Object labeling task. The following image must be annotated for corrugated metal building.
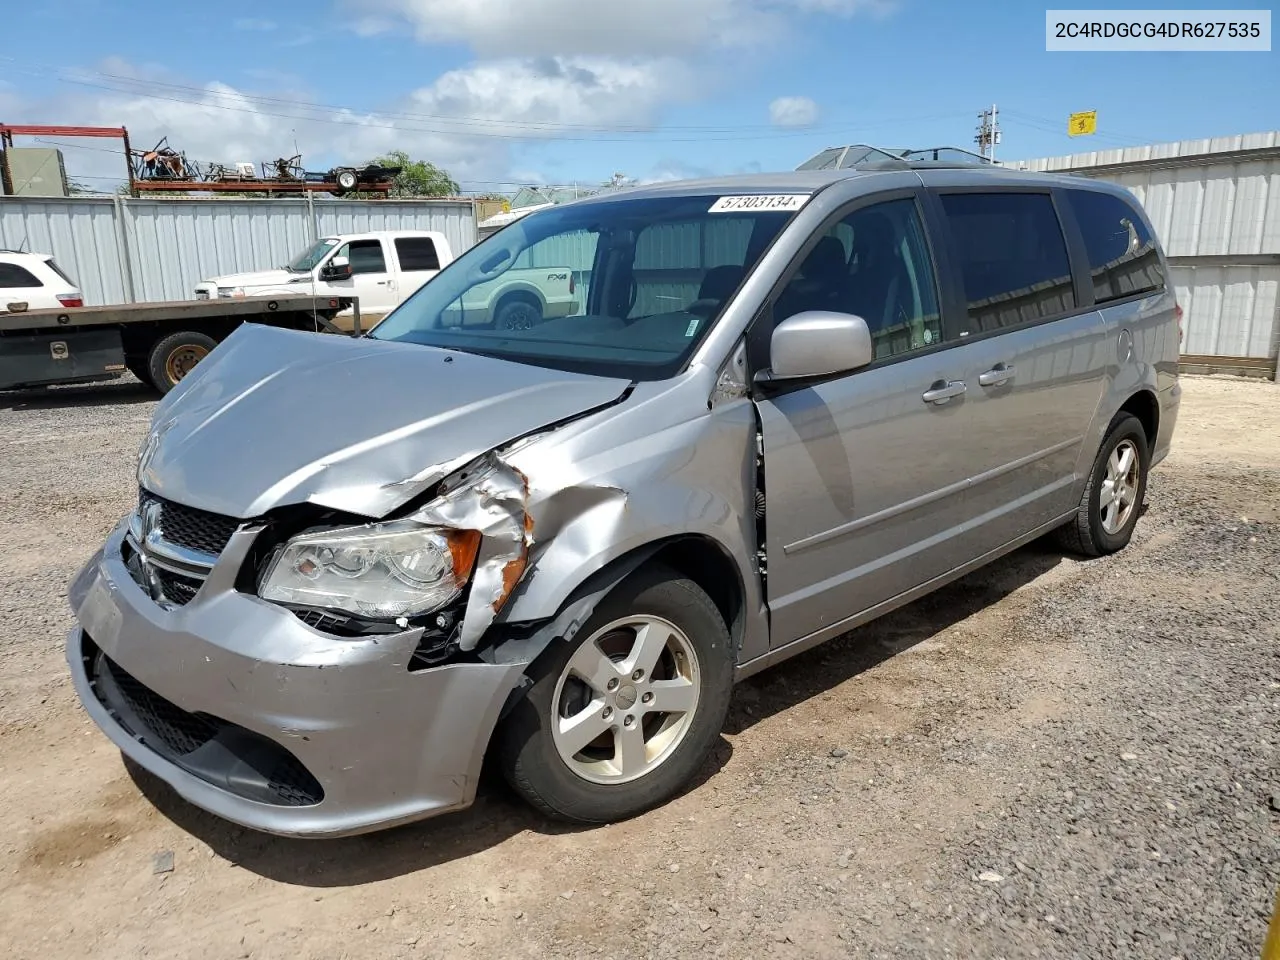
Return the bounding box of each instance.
[0,196,477,306]
[1017,131,1280,379]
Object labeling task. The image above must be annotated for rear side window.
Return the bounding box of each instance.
[940,192,1076,333]
[395,237,440,271]
[1065,190,1165,304]
[337,240,387,275]
[0,263,42,288]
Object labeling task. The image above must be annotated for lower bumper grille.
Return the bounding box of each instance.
[153,566,202,606]
[86,638,324,808]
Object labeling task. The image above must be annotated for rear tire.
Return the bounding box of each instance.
[498,564,733,824]
[1056,412,1149,557]
[147,331,217,394]
[494,295,543,331]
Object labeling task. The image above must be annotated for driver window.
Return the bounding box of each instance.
[775,198,943,360]
[334,240,387,275]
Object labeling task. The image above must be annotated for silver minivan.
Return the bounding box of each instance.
[67,161,1181,837]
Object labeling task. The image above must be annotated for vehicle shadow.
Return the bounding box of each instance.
[0,377,156,411]
[125,539,1071,887]
[124,733,735,888]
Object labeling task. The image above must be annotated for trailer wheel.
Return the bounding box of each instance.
[334,168,359,192]
[148,331,217,394]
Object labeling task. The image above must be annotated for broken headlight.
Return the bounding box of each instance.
[259,520,481,619]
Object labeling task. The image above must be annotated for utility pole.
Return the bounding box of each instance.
[975,103,1001,162]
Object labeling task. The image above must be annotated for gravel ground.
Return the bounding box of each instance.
[0,374,1276,960]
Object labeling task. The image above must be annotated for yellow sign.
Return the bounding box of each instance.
[1069,110,1097,137]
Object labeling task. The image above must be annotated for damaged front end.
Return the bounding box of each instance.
[246,452,537,668]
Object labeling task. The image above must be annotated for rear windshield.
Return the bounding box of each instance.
[44,259,77,287]
[369,194,806,380]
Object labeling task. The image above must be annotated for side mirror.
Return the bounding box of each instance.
[321,256,352,281]
[758,311,875,382]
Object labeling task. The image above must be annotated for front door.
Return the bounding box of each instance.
[329,239,397,315]
[755,193,987,647]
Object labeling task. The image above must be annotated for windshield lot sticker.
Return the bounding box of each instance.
[709,194,809,213]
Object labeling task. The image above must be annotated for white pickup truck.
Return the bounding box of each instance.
[195,229,577,331]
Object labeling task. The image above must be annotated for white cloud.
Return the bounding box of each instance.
[347,0,744,56]
[769,96,819,128]
[344,0,892,56]
[0,56,688,192]
[639,159,715,184]
[410,57,690,133]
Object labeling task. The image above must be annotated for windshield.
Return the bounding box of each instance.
[286,237,339,273]
[370,194,805,380]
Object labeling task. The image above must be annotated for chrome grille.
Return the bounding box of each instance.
[128,490,242,608]
[138,490,240,558]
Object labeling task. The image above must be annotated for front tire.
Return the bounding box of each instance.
[1057,412,1150,557]
[498,565,734,823]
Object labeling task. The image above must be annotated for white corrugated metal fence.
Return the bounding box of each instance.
[1019,131,1280,374]
[0,196,477,306]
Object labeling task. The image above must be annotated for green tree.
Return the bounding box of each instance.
[370,150,460,198]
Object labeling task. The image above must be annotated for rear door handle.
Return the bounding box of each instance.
[922,379,966,405]
[978,363,1015,387]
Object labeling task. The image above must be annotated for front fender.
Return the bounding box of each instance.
[494,397,768,664]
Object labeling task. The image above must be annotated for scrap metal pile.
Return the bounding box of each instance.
[129,138,402,196]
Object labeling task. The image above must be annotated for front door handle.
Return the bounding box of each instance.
[922,379,966,405]
[978,363,1015,387]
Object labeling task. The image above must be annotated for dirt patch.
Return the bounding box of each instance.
[0,375,1276,960]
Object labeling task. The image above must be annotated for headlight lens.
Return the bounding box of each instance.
[217,286,244,298]
[260,520,481,619]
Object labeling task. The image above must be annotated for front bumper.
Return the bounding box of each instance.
[66,519,526,838]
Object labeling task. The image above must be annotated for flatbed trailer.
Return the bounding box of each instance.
[0,294,360,394]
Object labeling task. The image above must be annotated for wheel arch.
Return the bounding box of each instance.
[495,285,546,311]
[488,534,746,693]
[1118,388,1160,451]
[120,318,240,358]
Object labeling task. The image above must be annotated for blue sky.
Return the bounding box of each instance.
[0,0,1276,193]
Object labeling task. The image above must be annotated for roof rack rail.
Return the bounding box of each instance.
[796,144,998,171]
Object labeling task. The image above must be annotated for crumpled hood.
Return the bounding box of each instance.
[137,324,630,518]
[199,269,307,291]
